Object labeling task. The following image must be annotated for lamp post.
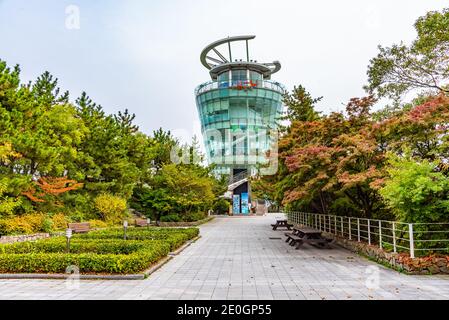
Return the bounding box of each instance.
[123,220,128,240]
[66,228,73,253]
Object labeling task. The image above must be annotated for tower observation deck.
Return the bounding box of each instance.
[195,35,285,214]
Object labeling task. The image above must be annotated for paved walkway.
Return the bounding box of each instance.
[0,214,448,300]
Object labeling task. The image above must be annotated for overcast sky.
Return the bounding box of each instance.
[0,0,447,143]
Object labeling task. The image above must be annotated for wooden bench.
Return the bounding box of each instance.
[68,222,90,234]
[134,219,150,227]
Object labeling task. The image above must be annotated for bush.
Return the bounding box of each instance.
[0,213,47,235]
[87,219,109,229]
[0,246,170,274]
[380,156,449,223]
[41,218,53,233]
[94,193,128,224]
[51,213,69,231]
[0,238,168,255]
[74,227,199,251]
[0,227,199,274]
[213,198,230,215]
[160,214,181,222]
[183,212,206,222]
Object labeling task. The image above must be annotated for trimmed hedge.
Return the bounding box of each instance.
[74,227,199,251]
[0,247,170,274]
[0,227,199,274]
[0,239,166,255]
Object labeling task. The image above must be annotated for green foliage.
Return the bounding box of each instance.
[130,163,219,222]
[1,239,165,255]
[183,212,207,222]
[365,8,449,99]
[0,247,169,274]
[0,213,71,235]
[0,178,21,217]
[75,227,199,251]
[160,214,181,222]
[94,193,128,224]
[280,85,322,123]
[0,227,198,274]
[0,58,225,232]
[379,154,449,223]
[0,213,47,235]
[212,198,230,215]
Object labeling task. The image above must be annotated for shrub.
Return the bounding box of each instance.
[160,214,181,222]
[0,213,47,235]
[183,212,207,222]
[94,193,128,224]
[380,155,449,223]
[51,213,69,230]
[87,219,108,229]
[213,198,230,215]
[74,227,199,251]
[0,227,199,274]
[41,218,53,233]
[0,238,169,255]
[0,246,170,274]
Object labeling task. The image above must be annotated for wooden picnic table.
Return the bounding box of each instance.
[284,226,332,249]
[271,218,293,231]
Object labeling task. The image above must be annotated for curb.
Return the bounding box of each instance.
[0,236,202,281]
[170,235,201,256]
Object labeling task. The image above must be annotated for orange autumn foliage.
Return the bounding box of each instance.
[22,177,83,203]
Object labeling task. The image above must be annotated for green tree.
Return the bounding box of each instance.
[380,154,449,224]
[75,92,140,198]
[365,8,449,99]
[280,85,322,123]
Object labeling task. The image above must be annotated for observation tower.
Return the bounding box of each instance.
[195,35,285,214]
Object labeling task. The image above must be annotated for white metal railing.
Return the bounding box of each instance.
[284,212,449,258]
[195,79,286,96]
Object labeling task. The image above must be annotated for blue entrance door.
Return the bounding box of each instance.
[233,194,240,214]
[241,193,249,215]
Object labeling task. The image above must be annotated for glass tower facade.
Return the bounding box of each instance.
[195,74,284,175]
[195,35,285,214]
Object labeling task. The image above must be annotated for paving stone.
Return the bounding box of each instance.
[1,214,449,300]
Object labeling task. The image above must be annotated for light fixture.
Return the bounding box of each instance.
[123,220,128,240]
[65,228,73,253]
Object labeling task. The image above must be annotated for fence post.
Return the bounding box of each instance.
[357,218,360,242]
[349,217,352,240]
[329,216,332,233]
[368,219,371,245]
[323,215,326,232]
[392,222,397,253]
[378,220,382,249]
[334,216,337,235]
[341,217,344,237]
[409,223,415,259]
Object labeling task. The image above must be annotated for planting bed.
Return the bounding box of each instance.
[0,227,199,275]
